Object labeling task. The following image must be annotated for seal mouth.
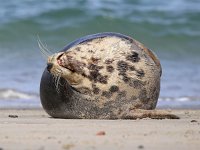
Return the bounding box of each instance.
[56,52,75,72]
[57,52,64,66]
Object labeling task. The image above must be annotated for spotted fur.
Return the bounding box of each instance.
[41,33,165,119]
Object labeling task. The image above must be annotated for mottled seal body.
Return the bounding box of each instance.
[40,33,177,119]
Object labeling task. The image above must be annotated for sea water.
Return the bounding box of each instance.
[0,0,200,109]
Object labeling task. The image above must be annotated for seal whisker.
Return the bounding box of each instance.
[38,42,50,57]
[53,73,62,93]
[56,68,62,74]
[56,75,62,93]
[37,35,53,58]
[38,40,49,59]
[38,44,48,58]
[55,76,59,93]
[37,35,52,54]
[52,74,58,92]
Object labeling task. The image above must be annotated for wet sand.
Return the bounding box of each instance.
[0,109,199,150]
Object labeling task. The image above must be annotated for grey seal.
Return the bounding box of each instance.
[40,32,179,119]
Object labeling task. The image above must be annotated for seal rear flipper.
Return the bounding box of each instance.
[119,109,180,120]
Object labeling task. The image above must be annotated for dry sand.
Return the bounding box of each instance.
[0,109,200,150]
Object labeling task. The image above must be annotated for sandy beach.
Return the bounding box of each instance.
[1,1,200,150]
[0,109,199,150]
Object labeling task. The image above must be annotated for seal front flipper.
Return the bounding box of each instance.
[119,109,180,119]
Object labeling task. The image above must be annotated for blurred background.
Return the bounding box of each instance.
[0,0,200,108]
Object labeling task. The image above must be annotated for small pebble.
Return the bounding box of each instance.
[8,115,18,118]
[96,131,106,136]
[191,120,197,123]
[138,145,144,149]
[5,136,8,139]
[47,136,56,139]
[62,144,74,150]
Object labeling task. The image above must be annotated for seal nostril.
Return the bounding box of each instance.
[47,63,53,72]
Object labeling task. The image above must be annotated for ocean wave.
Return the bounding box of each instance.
[159,96,200,102]
[0,1,72,24]
[0,88,199,109]
[158,96,200,109]
[0,89,38,100]
[1,0,199,25]
[0,0,199,47]
[0,88,199,102]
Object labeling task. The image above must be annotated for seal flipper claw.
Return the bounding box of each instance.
[120,109,180,120]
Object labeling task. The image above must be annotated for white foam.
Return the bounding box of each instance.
[159,96,199,102]
[0,89,37,100]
